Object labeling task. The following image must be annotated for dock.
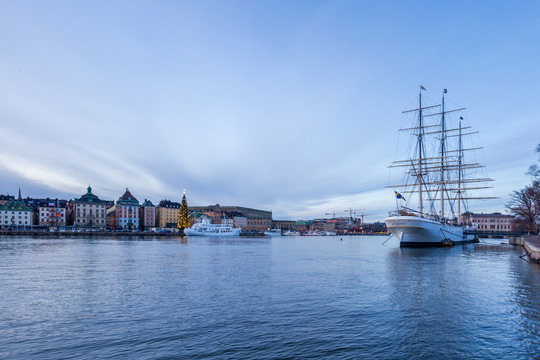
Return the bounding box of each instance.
[510,234,540,263]
[523,235,540,263]
[0,230,184,237]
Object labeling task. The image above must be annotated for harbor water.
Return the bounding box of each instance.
[1,235,539,359]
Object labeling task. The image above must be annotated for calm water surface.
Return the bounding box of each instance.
[1,235,539,359]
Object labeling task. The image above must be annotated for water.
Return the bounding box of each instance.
[1,235,539,359]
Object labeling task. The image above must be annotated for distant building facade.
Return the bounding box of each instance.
[246,218,272,232]
[72,186,108,227]
[190,204,272,231]
[139,199,156,230]
[106,206,116,229]
[233,216,247,229]
[310,221,336,232]
[38,200,67,227]
[0,200,34,229]
[114,188,140,230]
[156,200,180,228]
[467,212,516,233]
[293,221,310,232]
[272,220,296,230]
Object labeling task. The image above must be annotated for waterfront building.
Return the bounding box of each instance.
[114,188,140,230]
[106,206,117,229]
[272,220,296,230]
[155,200,180,228]
[0,199,34,229]
[190,204,272,231]
[246,218,271,232]
[38,200,67,227]
[310,220,336,233]
[467,212,516,233]
[72,186,108,227]
[140,199,156,230]
[293,221,311,232]
[233,216,247,229]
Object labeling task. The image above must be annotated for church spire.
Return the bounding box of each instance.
[18,187,22,201]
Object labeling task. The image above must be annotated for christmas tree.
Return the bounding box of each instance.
[177,190,190,230]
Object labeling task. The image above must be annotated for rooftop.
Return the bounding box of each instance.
[74,186,108,205]
[117,188,140,205]
[0,199,33,212]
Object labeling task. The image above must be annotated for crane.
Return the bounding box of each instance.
[325,210,349,219]
[343,208,372,225]
[356,210,372,225]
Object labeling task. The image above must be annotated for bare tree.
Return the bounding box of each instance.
[506,182,539,232]
[527,143,540,178]
[507,143,540,233]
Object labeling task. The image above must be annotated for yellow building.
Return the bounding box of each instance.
[155,200,180,228]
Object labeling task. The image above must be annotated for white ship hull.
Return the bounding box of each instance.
[385,216,475,247]
[184,217,241,236]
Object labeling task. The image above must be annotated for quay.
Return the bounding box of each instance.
[524,235,540,263]
[510,235,540,263]
[0,230,184,237]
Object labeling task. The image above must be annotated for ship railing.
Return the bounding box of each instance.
[388,209,419,217]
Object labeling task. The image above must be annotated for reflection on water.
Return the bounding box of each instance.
[387,243,540,358]
[0,235,539,359]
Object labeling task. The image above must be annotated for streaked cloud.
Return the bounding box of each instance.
[0,1,539,220]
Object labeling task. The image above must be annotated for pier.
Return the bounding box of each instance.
[509,235,540,263]
[0,230,184,237]
[523,235,540,263]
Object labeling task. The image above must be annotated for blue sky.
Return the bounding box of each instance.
[1,1,539,221]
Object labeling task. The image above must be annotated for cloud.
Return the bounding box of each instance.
[1,1,539,221]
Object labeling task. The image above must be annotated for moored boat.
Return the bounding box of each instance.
[385,87,494,246]
[184,216,241,236]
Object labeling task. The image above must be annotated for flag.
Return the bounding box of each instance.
[444,89,447,93]
[420,85,426,91]
[395,191,406,201]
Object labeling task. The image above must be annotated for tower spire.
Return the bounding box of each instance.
[18,187,22,201]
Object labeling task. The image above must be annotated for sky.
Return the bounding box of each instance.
[1,0,539,221]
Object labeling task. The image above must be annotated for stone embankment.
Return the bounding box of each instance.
[510,234,540,263]
[474,242,515,251]
[0,230,184,237]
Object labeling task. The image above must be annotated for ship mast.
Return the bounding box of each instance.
[387,89,497,218]
[457,116,463,223]
[440,91,446,219]
[418,90,423,215]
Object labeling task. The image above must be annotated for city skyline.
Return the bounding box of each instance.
[1,1,539,221]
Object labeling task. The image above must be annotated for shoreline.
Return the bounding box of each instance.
[0,230,183,237]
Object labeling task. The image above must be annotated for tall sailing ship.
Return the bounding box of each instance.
[384,87,495,246]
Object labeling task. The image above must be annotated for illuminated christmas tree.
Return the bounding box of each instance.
[177,190,190,230]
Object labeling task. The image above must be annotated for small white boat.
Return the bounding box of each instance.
[282,230,300,236]
[184,216,241,236]
[264,229,282,236]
